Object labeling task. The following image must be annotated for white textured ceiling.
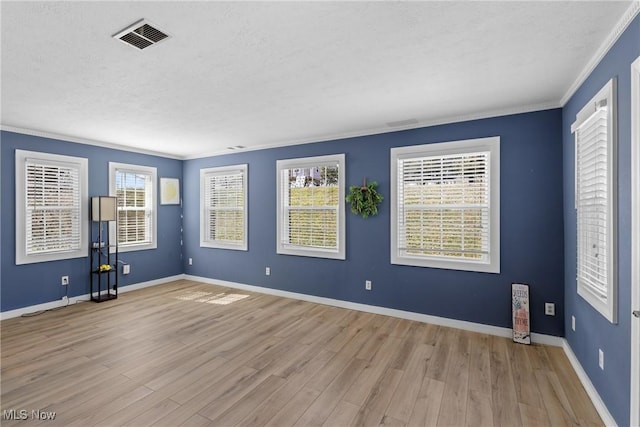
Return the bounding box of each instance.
[0,1,634,159]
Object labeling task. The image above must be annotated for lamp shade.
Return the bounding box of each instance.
[91,196,117,221]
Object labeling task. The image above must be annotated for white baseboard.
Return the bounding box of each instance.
[184,274,564,347]
[0,274,186,320]
[562,340,617,427]
[118,274,186,294]
[0,295,90,320]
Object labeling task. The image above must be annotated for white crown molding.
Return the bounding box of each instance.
[2,100,558,162]
[560,1,640,107]
[0,125,182,160]
[185,274,564,347]
[562,340,617,427]
[184,101,560,160]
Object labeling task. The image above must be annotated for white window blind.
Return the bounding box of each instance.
[15,150,88,265]
[576,109,608,297]
[573,78,617,323]
[200,165,247,250]
[397,152,490,260]
[115,170,152,245]
[109,162,157,252]
[391,137,500,273]
[25,159,82,254]
[277,154,345,260]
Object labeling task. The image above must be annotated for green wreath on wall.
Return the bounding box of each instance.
[345,178,383,219]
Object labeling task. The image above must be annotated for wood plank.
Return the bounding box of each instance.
[509,341,544,407]
[208,375,287,425]
[468,332,492,396]
[466,388,494,427]
[351,367,403,426]
[344,335,402,406]
[294,358,367,426]
[381,415,407,427]
[264,387,321,427]
[121,398,180,427]
[437,330,471,426]
[519,402,551,427]
[490,336,523,427]
[321,400,360,427]
[65,385,154,426]
[407,378,445,427]
[386,343,432,423]
[545,345,602,424]
[534,369,579,425]
[236,349,335,427]
[425,327,456,382]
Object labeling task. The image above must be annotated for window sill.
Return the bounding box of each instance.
[116,243,157,253]
[391,255,499,274]
[277,245,345,260]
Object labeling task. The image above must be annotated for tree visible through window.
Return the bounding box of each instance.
[115,171,152,245]
[277,154,345,260]
[109,162,157,252]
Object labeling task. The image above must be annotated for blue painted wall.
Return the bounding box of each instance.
[183,108,565,336]
[0,131,184,312]
[562,15,639,426]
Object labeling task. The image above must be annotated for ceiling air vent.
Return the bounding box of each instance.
[113,19,170,50]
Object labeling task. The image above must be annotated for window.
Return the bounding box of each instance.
[277,154,345,260]
[200,164,248,250]
[571,78,617,323]
[391,137,500,273]
[109,162,157,252]
[15,150,88,265]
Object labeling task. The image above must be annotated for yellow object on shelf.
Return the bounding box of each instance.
[99,264,112,272]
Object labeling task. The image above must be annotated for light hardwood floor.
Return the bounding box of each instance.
[1,280,602,426]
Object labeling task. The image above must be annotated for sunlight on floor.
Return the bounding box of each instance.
[174,290,250,305]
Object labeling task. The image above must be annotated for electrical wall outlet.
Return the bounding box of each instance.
[365,280,372,291]
[545,302,555,316]
[61,276,69,286]
[572,315,576,331]
[265,267,271,276]
[598,349,604,370]
[189,258,193,265]
[123,264,130,275]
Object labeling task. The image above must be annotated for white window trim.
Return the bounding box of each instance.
[276,154,346,260]
[15,150,88,265]
[630,54,640,427]
[390,137,500,273]
[200,164,248,251]
[109,162,157,253]
[572,78,617,323]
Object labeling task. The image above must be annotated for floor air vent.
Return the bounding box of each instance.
[113,19,169,50]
